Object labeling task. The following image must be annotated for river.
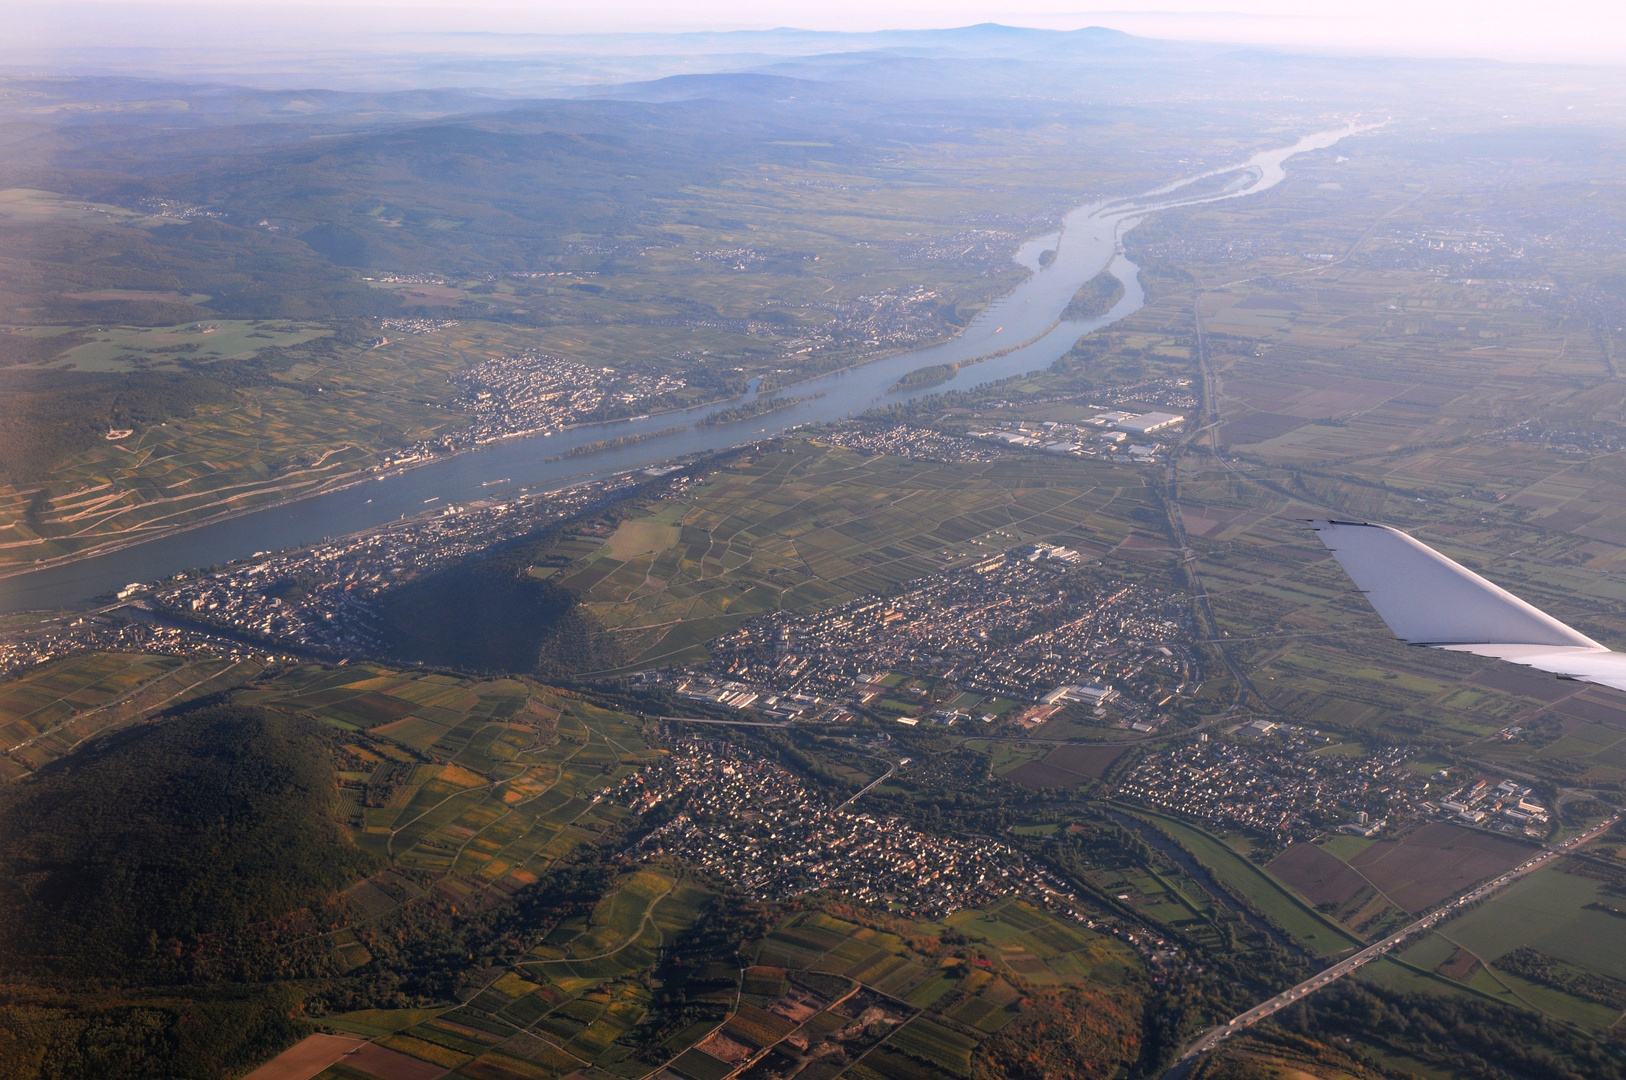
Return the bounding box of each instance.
[0,125,1365,614]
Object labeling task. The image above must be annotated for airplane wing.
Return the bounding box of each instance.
[1310,519,1626,693]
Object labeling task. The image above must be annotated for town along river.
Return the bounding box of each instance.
[0,126,1365,614]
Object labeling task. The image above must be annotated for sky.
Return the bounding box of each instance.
[10,0,1626,66]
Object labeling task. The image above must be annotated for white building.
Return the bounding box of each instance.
[1116,412,1186,435]
[1042,683,1117,706]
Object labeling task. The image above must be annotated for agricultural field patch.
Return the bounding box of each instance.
[48,321,329,374]
[1268,841,1370,908]
[315,1041,449,1080]
[233,662,658,902]
[1124,809,1361,955]
[723,904,1141,1075]
[1348,822,1532,914]
[1420,866,1626,985]
[0,319,517,566]
[242,1034,369,1080]
[1004,743,1127,790]
[0,651,264,777]
[1002,759,1087,790]
[604,517,684,561]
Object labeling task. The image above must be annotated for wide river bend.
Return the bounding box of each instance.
[0,126,1363,613]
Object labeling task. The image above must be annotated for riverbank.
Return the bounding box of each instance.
[0,126,1364,614]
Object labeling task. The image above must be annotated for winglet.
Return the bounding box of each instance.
[1309,519,1602,650]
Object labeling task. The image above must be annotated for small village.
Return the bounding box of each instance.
[0,615,253,678]
[673,550,1196,728]
[820,424,999,463]
[776,286,960,360]
[1117,723,1551,843]
[615,737,1075,918]
[385,350,688,465]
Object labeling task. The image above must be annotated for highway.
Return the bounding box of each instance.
[838,763,898,810]
[652,715,791,728]
[1166,813,1622,1074]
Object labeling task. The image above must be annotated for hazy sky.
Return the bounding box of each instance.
[14,0,1626,65]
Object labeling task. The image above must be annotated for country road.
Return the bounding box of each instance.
[1164,813,1623,1075]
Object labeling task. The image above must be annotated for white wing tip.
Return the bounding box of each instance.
[1306,517,1602,651]
[1306,520,1626,689]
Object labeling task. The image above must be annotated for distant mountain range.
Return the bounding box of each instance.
[1,19,1197,96]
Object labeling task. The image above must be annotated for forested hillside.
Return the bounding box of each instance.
[0,705,376,975]
[375,535,625,678]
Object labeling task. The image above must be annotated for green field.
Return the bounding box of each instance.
[885,1018,979,1074]
[50,320,330,373]
[1409,866,1626,983]
[1120,806,1363,955]
[1471,962,1622,1029]
[1317,834,1377,861]
[1355,862,1626,1033]
[752,901,1136,1005]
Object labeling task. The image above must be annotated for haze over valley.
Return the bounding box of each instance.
[4,11,1626,1080]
